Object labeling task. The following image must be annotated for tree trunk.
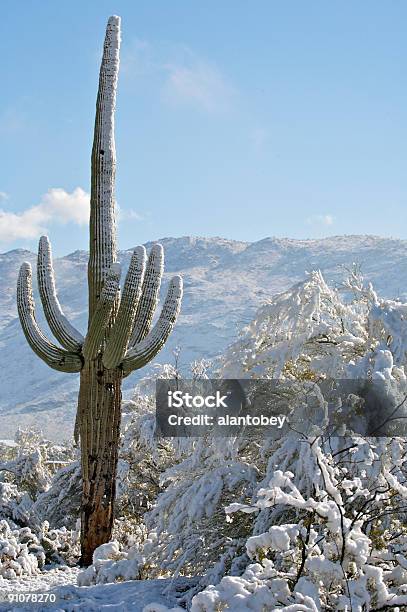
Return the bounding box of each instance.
[78,358,122,566]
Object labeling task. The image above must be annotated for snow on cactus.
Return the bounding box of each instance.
[15,15,183,565]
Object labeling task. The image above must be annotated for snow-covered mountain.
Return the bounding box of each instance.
[1,234,407,440]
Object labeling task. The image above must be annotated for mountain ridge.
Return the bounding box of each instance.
[3,232,404,259]
[1,234,407,440]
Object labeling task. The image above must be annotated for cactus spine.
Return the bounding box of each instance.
[16,16,183,566]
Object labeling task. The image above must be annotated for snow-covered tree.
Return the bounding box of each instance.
[130,269,407,609]
[185,270,407,610]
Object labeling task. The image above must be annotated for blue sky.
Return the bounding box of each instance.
[1,1,406,255]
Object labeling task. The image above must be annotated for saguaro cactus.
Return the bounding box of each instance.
[16,16,182,565]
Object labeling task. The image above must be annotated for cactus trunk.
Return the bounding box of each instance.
[78,360,122,566]
[77,16,122,564]
[16,15,183,566]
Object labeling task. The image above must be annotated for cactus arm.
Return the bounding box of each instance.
[37,235,84,351]
[17,263,82,373]
[103,246,146,369]
[88,15,121,320]
[122,275,183,376]
[128,244,164,348]
[82,264,121,361]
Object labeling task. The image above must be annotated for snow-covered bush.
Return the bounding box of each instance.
[0,519,79,579]
[117,393,172,523]
[138,270,407,609]
[0,428,75,503]
[0,429,81,573]
[0,520,44,579]
[77,539,142,586]
[221,268,407,381]
[38,521,80,566]
[190,435,407,610]
[33,461,81,529]
[181,270,407,609]
[0,481,33,527]
[133,360,261,583]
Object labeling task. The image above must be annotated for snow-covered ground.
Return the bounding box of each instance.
[1,234,407,440]
[0,568,194,611]
[0,567,79,611]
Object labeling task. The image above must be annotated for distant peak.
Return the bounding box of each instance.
[62,250,88,260]
[1,248,34,257]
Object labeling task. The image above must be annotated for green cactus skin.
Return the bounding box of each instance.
[16,15,182,566]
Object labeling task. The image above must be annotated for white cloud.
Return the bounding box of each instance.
[0,187,90,244]
[40,187,90,225]
[162,60,233,112]
[122,39,233,113]
[121,38,154,77]
[117,205,143,222]
[306,214,335,227]
[0,192,9,201]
